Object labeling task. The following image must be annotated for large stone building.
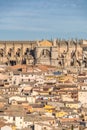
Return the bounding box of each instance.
[0,39,86,67]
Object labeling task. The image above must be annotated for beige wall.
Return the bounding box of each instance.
[0,40,83,67]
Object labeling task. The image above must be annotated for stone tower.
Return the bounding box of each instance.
[51,39,58,66]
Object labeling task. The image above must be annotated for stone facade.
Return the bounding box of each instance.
[0,39,86,67]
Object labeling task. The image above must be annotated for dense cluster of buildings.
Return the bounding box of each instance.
[0,63,87,130]
[0,39,87,130]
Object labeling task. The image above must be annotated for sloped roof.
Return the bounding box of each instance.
[39,40,52,47]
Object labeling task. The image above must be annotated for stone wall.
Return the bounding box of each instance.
[0,40,84,67]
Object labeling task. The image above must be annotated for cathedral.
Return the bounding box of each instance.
[0,39,86,67]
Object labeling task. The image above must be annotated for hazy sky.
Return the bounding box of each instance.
[0,0,87,40]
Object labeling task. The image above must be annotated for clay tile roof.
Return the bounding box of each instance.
[0,121,5,128]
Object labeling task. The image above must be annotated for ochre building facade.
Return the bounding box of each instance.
[0,39,86,67]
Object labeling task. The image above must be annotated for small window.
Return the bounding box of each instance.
[13,116,15,121]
